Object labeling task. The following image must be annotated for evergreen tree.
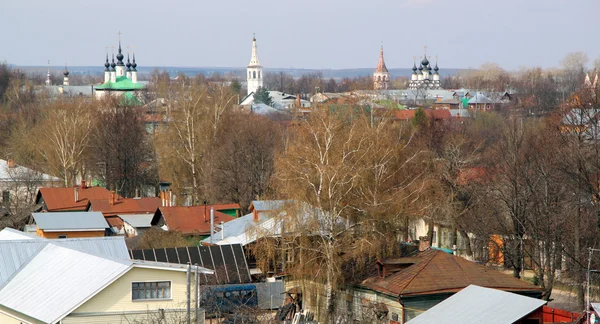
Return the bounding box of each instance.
[253,86,273,106]
[412,107,428,128]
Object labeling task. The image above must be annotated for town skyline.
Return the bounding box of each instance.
[2,0,599,70]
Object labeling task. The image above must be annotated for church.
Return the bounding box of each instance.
[94,35,146,102]
[373,45,390,90]
[409,49,442,90]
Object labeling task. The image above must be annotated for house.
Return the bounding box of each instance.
[240,91,311,110]
[406,285,546,324]
[88,195,161,232]
[0,159,61,214]
[353,247,543,323]
[35,182,114,212]
[31,211,109,238]
[468,93,502,110]
[151,205,237,238]
[0,228,214,324]
[119,214,154,237]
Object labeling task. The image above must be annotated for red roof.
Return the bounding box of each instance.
[392,109,452,121]
[360,249,541,298]
[89,197,161,217]
[152,206,236,236]
[457,167,489,185]
[37,186,116,212]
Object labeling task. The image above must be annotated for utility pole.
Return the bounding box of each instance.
[187,263,191,324]
[195,264,199,324]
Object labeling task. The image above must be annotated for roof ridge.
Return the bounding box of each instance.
[394,249,439,295]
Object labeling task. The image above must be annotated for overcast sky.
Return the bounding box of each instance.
[1,0,599,70]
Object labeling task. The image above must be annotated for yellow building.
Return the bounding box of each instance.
[0,229,213,323]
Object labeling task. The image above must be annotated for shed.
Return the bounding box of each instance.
[406,285,546,324]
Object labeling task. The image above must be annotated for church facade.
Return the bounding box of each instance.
[94,37,145,101]
[409,52,442,90]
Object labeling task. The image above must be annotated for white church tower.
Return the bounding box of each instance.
[247,34,263,95]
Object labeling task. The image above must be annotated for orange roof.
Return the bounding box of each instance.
[152,206,236,236]
[392,109,452,121]
[209,203,241,210]
[360,249,541,298]
[37,186,115,212]
[105,215,124,228]
[458,167,490,185]
[89,197,161,217]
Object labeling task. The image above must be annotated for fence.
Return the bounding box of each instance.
[542,306,580,323]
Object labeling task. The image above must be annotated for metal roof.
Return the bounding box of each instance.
[0,229,214,323]
[406,285,546,324]
[32,211,109,231]
[119,214,155,228]
[0,228,129,260]
[0,243,132,324]
[0,159,60,182]
[0,227,37,240]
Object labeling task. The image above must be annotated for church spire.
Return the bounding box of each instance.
[375,43,389,73]
[45,60,51,86]
[248,33,261,67]
[116,31,124,66]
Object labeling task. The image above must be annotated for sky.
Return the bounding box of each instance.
[1,0,599,70]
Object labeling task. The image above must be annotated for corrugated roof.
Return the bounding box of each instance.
[89,197,161,217]
[32,211,109,231]
[406,285,546,324]
[249,200,289,212]
[360,249,541,297]
[119,214,155,228]
[0,243,132,323]
[0,229,213,323]
[37,186,115,212]
[152,206,236,236]
[0,228,129,260]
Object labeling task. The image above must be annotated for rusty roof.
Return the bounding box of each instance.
[89,197,161,217]
[152,206,236,236]
[360,249,541,298]
[37,186,115,212]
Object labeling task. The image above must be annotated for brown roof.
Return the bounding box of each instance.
[209,203,241,210]
[152,206,236,236]
[360,249,541,298]
[89,197,161,217]
[37,186,115,212]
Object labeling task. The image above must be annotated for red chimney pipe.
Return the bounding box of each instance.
[80,180,87,189]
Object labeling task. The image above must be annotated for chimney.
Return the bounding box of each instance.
[253,209,259,222]
[296,94,301,108]
[109,192,115,205]
[203,201,207,222]
[210,208,215,244]
[221,221,225,240]
[80,180,87,189]
[74,187,79,202]
[418,236,430,252]
[6,159,15,168]
[169,190,173,207]
[160,191,165,207]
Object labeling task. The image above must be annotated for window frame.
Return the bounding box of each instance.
[131,280,173,301]
[57,235,67,239]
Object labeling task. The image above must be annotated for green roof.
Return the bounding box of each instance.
[121,92,143,106]
[95,76,146,91]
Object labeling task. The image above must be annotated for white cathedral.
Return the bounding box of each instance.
[246,35,263,95]
[408,51,442,90]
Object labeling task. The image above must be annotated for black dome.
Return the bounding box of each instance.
[421,56,429,66]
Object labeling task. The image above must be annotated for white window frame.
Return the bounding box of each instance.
[131,280,173,301]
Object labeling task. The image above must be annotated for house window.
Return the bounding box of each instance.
[432,230,437,244]
[58,235,67,239]
[132,281,171,300]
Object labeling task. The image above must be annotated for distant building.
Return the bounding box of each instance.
[94,35,146,102]
[247,34,264,95]
[409,49,442,90]
[373,45,390,90]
